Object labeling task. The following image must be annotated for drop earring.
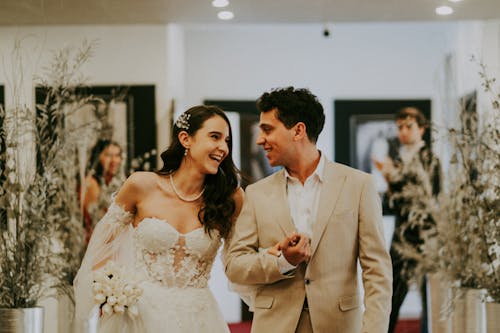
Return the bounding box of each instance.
[184,148,188,156]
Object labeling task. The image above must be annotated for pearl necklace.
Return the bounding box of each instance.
[169,173,205,202]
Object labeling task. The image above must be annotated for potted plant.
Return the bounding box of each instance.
[394,61,499,332]
[0,40,101,332]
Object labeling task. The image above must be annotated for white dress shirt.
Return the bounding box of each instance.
[277,152,326,273]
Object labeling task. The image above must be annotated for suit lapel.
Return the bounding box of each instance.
[311,163,346,257]
[268,170,296,236]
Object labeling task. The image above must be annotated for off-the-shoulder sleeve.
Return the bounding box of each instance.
[73,201,137,333]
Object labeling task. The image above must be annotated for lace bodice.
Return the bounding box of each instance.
[133,218,221,288]
[75,201,229,333]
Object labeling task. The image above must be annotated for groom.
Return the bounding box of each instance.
[224,87,392,333]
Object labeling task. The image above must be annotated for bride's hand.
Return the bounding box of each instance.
[267,242,281,256]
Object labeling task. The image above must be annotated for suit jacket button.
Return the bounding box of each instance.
[305,278,310,285]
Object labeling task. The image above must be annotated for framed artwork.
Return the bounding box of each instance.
[0,85,4,156]
[205,100,276,189]
[334,99,431,213]
[0,85,4,109]
[35,85,156,173]
[460,90,477,134]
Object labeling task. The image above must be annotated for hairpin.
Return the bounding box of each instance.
[175,113,190,131]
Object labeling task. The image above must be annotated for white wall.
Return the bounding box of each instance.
[430,20,500,184]
[183,22,458,159]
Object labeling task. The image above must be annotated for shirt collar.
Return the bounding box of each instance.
[284,150,326,183]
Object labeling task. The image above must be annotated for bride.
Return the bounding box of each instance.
[74,105,243,332]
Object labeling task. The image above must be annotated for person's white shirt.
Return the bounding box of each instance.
[277,152,325,273]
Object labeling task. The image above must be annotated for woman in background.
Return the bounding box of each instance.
[81,139,124,242]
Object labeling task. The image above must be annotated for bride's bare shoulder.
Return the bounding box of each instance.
[124,171,159,192]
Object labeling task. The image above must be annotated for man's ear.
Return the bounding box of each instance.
[292,122,307,141]
[178,131,191,149]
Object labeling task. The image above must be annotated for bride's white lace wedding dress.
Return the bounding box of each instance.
[74,202,230,333]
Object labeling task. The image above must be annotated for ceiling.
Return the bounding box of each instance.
[1,0,499,26]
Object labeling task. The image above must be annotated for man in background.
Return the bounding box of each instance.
[374,106,441,333]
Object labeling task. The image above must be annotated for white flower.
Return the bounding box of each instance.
[123,285,133,296]
[94,293,105,304]
[92,282,103,293]
[103,285,112,296]
[107,295,117,306]
[102,303,113,316]
[92,261,143,318]
[113,304,125,314]
[117,294,127,306]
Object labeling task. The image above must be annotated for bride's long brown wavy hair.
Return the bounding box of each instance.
[156,105,239,239]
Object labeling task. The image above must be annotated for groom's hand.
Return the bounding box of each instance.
[280,232,311,266]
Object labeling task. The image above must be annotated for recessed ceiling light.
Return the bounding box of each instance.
[436,5,454,15]
[217,11,234,20]
[448,0,462,2]
[212,0,229,8]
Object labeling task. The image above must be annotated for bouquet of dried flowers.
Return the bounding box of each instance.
[0,39,102,308]
[394,61,500,309]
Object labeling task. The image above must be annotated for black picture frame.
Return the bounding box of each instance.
[0,85,4,109]
[205,100,276,189]
[0,85,4,156]
[460,90,477,134]
[35,85,156,173]
[334,99,431,213]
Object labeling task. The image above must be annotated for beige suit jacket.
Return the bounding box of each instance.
[224,161,392,333]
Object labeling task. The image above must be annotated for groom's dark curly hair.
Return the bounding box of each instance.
[256,86,325,143]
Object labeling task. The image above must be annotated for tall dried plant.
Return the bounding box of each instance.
[0,39,102,308]
[394,61,500,312]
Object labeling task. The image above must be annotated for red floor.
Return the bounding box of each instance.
[228,321,251,333]
[394,319,420,333]
[229,319,420,333]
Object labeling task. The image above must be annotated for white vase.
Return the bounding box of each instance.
[485,301,500,333]
[464,288,486,333]
[57,294,72,333]
[0,307,44,333]
[427,274,453,333]
[451,296,466,333]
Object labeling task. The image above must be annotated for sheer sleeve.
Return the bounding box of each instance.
[73,200,137,332]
